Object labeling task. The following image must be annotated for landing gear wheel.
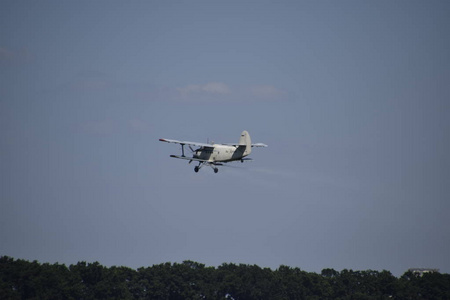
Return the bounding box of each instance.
[214,168,219,173]
[194,166,199,173]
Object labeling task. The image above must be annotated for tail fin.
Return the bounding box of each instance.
[238,130,252,156]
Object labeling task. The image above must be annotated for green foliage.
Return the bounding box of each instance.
[1,256,449,299]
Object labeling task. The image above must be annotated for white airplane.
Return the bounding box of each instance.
[159,130,267,173]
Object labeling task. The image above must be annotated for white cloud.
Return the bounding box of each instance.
[175,82,286,103]
[177,82,231,96]
[201,82,231,94]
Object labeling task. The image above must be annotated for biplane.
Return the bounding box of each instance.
[159,131,267,173]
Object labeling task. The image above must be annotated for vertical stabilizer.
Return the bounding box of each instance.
[238,130,252,156]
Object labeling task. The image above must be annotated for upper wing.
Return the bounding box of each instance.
[221,143,268,147]
[160,138,266,148]
[159,138,213,148]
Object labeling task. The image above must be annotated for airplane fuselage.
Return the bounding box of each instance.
[193,144,248,162]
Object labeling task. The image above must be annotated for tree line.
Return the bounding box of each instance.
[1,256,449,299]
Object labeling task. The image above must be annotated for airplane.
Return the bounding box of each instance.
[159,130,267,173]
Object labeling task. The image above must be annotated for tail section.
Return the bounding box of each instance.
[238,130,252,156]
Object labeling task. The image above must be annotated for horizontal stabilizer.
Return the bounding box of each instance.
[252,143,268,147]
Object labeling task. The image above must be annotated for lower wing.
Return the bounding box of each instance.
[170,155,223,165]
[170,155,208,162]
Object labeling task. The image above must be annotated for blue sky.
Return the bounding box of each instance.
[1,1,449,276]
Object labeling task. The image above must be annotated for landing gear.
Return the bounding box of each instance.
[193,162,219,173]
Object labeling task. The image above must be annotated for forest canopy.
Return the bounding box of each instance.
[1,256,449,299]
